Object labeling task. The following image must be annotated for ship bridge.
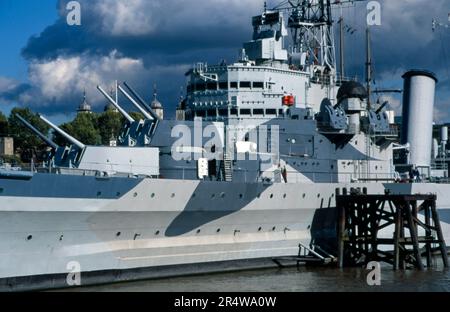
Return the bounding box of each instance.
[184,9,340,123]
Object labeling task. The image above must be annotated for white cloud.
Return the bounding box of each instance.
[0,77,19,93]
[90,0,262,36]
[15,50,189,112]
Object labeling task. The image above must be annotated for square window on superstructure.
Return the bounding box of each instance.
[206,82,217,90]
[253,82,264,89]
[196,83,206,91]
[219,109,228,116]
[207,109,217,117]
[230,82,238,89]
[240,81,251,88]
[230,108,238,116]
[196,110,206,117]
[240,109,251,115]
[253,109,264,115]
[266,109,277,115]
[219,82,228,90]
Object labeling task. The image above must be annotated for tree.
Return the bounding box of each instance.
[0,112,8,136]
[8,107,51,161]
[54,113,101,146]
[129,111,145,121]
[97,111,125,145]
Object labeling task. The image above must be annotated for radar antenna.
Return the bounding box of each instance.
[271,0,366,76]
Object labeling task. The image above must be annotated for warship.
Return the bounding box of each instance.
[1,0,449,290]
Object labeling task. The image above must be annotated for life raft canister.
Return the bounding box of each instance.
[282,95,295,107]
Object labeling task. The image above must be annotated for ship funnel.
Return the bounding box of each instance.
[39,115,86,150]
[123,81,160,120]
[15,114,59,150]
[117,85,153,120]
[401,70,438,168]
[97,85,135,123]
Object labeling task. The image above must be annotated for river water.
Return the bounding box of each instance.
[65,260,449,292]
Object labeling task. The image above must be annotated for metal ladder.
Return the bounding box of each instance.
[272,243,337,268]
[221,153,233,182]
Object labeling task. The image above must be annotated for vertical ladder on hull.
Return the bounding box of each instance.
[221,153,233,182]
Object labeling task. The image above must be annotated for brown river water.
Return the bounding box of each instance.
[61,260,449,292]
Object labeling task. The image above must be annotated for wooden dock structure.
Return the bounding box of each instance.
[336,190,448,270]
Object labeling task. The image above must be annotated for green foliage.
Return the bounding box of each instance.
[129,111,145,121]
[97,111,125,145]
[54,113,101,146]
[8,107,50,153]
[0,112,8,136]
[6,105,135,159]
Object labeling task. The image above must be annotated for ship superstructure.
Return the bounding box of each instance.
[0,0,449,291]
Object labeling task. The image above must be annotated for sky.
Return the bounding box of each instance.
[0,0,449,125]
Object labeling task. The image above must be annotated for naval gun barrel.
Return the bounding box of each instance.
[15,114,59,150]
[375,101,389,114]
[123,81,160,120]
[97,85,135,123]
[117,85,153,120]
[39,115,86,150]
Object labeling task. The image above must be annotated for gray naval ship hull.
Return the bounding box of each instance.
[0,173,449,291]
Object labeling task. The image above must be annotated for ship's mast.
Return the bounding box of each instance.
[275,0,336,73]
[273,0,366,77]
[366,27,372,109]
[338,14,345,80]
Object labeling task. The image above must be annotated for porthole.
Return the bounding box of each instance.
[258,227,262,232]
[257,193,261,198]
[151,193,155,198]
[97,191,102,197]
[116,232,121,237]
[0,188,4,194]
[192,193,196,198]
[220,192,225,198]
[133,192,138,197]
[59,235,64,241]
[196,229,201,234]
[272,227,276,231]
[116,192,121,197]
[302,194,306,198]
[317,194,320,198]
[239,194,243,199]
[283,194,287,199]
[171,193,176,198]
[27,235,32,241]
[216,229,221,233]
[211,194,216,199]
[270,194,274,199]
[155,230,160,235]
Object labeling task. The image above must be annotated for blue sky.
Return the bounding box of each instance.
[0,0,57,80]
[0,0,449,125]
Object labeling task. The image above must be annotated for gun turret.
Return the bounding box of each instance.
[15,114,59,150]
[97,85,135,123]
[123,81,161,120]
[39,115,86,150]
